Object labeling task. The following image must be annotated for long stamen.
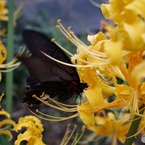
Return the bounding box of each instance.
[56,20,113,67]
[39,49,97,67]
[24,94,80,121]
[27,107,78,122]
[60,124,71,145]
[0,46,30,72]
[41,94,77,109]
[72,125,86,145]
[33,94,77,112]
[51,38,74,56]
[0,57,21,72]
[60,124,77,145]
[56,20,87,48]
[39,48,109,67]
[67,27,87,47]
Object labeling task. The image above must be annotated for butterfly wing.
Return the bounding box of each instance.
[18,30,83,104]
[22,30,80,83]
[19,55,76,103]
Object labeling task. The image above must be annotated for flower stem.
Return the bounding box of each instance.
[5,0,14,144]
[6,0,14,114]
[124,105,145,145]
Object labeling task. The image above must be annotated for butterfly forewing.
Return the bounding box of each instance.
[18,29,87,104]
[22,30,80,82]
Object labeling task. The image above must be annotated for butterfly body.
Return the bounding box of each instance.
[18,30,87,104]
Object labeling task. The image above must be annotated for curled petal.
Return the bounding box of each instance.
[101,3,112,19]
[87,32,105,46]
[14,116,45,145]
[0,110,10,118]
[14,131,32,145]
[85,86,104,108]
[0,119,16,128]
[0,0,8,21]
[77,103,95,126]
[0,130,13,140]
[0,41,7,64]
[88,112,130,142]
[101,0,128,24]
[14,116,44,133]
[0,15,8,21]
[125,0,145,19]
[0,0,8,15]
[128,52,142,73]
[104,40,123,65]
[131,61,145,85]
[15,131,46,145]
[0,109,16,140]
[122,17,145,51]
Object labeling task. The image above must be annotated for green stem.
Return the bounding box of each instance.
[5,1,14,144]
[6,0,14,114]
[5,0,14,144]
[124,105,145,145]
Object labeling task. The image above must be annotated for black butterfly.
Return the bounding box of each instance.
[18,29,88,105]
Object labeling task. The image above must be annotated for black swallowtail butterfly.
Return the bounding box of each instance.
[18,30,88,104]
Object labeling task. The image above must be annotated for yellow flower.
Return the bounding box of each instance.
[0,0,8,21]
[99,0,145,66]
[0,41,21,81]
[89,112,130,143]
[101,0,145,52]
[0,1,23,35]
[0,41,7,63]
[77,102,95,127]
[0,109,16,140]
[76,41,145,143]
[14,115,46,145]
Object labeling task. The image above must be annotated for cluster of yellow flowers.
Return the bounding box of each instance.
[1,0,145,144]
[0,91,45,145]
[14,116,46,145]
[75,0,145,144]
[0,1,45,145]
[55,0,145,144]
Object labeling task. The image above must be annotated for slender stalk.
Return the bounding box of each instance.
[5,1,14,144]
[124,105,145,145]
[6,0,14,113]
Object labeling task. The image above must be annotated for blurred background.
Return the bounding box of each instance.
[14,0,104,33]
